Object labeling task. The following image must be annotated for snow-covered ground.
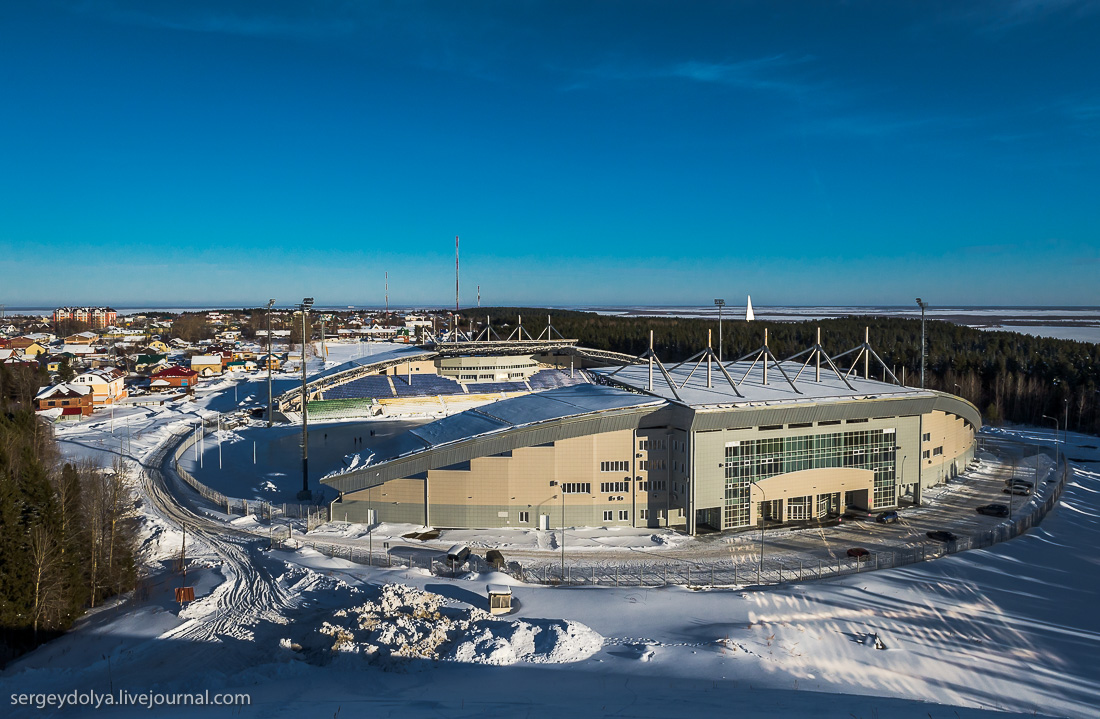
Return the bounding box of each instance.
[6,368,1099,718]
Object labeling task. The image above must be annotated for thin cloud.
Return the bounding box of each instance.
[569,54,817,95]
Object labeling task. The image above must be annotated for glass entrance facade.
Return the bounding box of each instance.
[722,428,897,529]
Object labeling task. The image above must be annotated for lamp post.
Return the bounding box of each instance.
[550,481,565,582]
[916,298,928,389]
[266,299,275,427]
[714,299,726,362]
[750,482,768,584]
[1042,414,1061,471]
[298,297,314,501]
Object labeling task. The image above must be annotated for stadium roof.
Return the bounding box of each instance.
[591,359,933,408]
[322,384,664,493]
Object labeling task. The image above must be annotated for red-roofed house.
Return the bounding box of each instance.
[151,365,199,391]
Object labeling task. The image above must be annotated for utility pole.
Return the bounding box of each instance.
[298,298,314,501]
[455,235,460,312]
[916,298,928,389]
[266,299,275,427]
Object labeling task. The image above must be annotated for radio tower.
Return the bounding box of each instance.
[455,235,460,312]
[385,271,389,318]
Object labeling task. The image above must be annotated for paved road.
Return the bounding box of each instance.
[286,435,1059,581]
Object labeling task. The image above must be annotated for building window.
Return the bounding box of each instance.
[639,509,649,520]
[722,427,899,526]
[923,450,931,459]
[933,446,943,456]
[600,461,629,472]
[618,510,629,521]
[922,432,931,442]
[639,440,649,451]
[603,511,613,521]
[600,481,630,493]
[519,511,529,523]
[561,482,590,494]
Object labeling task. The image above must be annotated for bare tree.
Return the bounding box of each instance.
[29,525,63,639]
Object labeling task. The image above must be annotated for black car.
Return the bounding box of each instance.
[975,503,1010,518]
[875,510,899,524]
[926,530,959,542]
[847,547,871,560]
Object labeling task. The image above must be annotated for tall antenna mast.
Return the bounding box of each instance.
[455,235,460,312]
[477,284,480,308]
[385,271,389,317]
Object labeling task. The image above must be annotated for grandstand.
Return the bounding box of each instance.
[391,374,465,397]
[322,375,395,401]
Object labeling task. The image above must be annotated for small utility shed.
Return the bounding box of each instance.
[487,585,512,615]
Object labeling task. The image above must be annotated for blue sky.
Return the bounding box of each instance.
[2,1,1099,308]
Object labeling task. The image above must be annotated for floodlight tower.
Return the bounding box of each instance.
[714,299,726,362]
[916,298,929,389]
[266,299,275,427]
[298,297,314,500]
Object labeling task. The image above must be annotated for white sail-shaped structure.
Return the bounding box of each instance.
[746,295,755,321]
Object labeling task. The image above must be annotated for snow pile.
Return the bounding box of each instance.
[318,583,601,666]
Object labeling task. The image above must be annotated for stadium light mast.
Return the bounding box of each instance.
[266,299,275,428]
[298,297,314,501]
[916,298,929,389]
[714,299,726,362]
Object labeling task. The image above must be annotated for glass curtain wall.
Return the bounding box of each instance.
[723,429,896,529]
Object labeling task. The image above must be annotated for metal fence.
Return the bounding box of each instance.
[171,416,330,528]
[167,422,1069,590]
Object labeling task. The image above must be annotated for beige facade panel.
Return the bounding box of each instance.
[324,405,663,494]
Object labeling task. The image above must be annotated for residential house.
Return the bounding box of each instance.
[257,353,283,371]
[136,353,168,372]
[64,331,100,345]
[35,383,94,418]
[190,355,223,376]
[71,368,127,405]
[150,365,199,391]
[146,340,170,354]
[225,360,258,372]
[11,338,48,357]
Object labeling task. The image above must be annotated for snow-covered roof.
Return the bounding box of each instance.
[409,384,663,449]
[36,383,92,400]
[191,355,222,364]
[592,359,932,408]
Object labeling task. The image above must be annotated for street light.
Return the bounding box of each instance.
[750,482,768,584]
[915,298,928,389]
[266,299,275,428]
[298,297,314,501]
[1042,414,1061,471]
[549,481,565,581]
[714,299,726,363]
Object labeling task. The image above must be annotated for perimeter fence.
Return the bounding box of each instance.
[171,415,330,529]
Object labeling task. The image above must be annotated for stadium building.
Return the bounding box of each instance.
[313,328,979,535]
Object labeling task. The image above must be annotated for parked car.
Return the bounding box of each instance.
[926,530,959,542]
[1004,478,1034,489]
[846,547,871,560]
[875,510,899,524]
[975,503,1010,517]
[1003,485,1032,496]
